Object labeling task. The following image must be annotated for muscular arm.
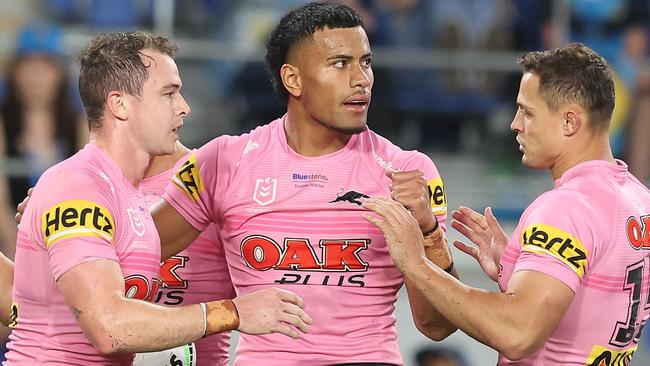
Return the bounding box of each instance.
[406,263,573,360]
[364,197,574,360]
[57,259,205,354]
[58,258,312,355]
[387,170,458,340]
[0,251,14,326]
[150,199,200,260]
[403,226,458,341]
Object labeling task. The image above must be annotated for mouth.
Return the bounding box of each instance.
[343,94,371,113]
[172,123,183,134]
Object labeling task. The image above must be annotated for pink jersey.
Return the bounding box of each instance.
[163,116,447,366]
[5,144,161,365]
[498,160,650,365]
[140,159,234,366]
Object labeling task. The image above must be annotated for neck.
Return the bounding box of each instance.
[144,141,190,178]
[284,103,352,157]
[88,126,151,187]
[550,131,615,180]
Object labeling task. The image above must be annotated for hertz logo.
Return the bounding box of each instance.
[42,200,114,247]
[8,302,17,328]
[172,153,203,201]
[521,223,588,278]
[586,344,636,366]
[427,176,447,217]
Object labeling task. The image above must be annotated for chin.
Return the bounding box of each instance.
[333,122,368,135]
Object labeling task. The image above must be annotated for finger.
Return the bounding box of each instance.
[453,240,479,260]
[457,206,489,231]
[450,219,482,245]
[27,187,34,196]
[14,212,22,225]
[485,207,503,233]
[362,198,410,229]
[280,312,311,334]
[362,213,394,238]
[273,323,301,339]
[389,170,423,183]
[283,303,314,325]
[276,289,305,309]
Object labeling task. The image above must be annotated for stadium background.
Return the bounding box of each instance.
[0,0,649,365]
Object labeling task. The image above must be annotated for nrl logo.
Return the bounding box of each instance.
[127,207,146,237]
[253,177,277,206]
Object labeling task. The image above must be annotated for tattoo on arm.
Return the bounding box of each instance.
[73,308,82,320]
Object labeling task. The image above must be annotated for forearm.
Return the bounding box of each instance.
[403,261,542,359]
[405,226,458,340]
[405,276,457,340]
[79,298,237,355]
[0,252,13,326]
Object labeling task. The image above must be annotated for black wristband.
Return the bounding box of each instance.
[443,262,454,273]
[422,220,439,237]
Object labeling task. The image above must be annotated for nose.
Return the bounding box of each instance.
[351,62,372,90]
[177,93,191,117]
[510,109,522,133]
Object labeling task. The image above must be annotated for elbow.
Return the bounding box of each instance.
[84,319,124,356]
[89,334,120,356]
[415,320,456,341]
[497,331,544,361]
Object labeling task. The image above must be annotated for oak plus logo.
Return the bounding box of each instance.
[240,235,370,287]
[626,215,650,250]
[253,177,277,206]
[154,255,189,306]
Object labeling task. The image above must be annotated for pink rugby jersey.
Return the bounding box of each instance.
[163,116,447,366]
[4,144,161,365]
[498,160,650,365]
[140,160,234,366]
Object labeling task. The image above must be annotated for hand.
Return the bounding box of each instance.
[361,196,427,271]
[451,206,508,281]
[387,169,437,232]
[232,288,313,339]
[15,187,33,225]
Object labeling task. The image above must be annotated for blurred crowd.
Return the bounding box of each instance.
[1,0,650,363]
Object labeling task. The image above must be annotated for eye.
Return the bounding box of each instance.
[362,58,372,67]
[333,60,346,68]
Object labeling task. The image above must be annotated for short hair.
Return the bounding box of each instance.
[518,43,615,131]
[265,1,364,105]
[78,31,179,129]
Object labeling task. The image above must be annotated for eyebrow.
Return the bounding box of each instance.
[327,52,373,61]
[161,83,181,91]
[517,101,534,110]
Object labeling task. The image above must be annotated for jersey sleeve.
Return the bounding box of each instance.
[400,151,448,231]
[512,192,597,292]
[33,169,120,281]
[162,137,229,231]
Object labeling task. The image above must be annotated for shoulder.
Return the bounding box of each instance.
[358,129,436,171]
[196,120,278,163]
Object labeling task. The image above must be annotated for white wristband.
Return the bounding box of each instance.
[199,302,207,338]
